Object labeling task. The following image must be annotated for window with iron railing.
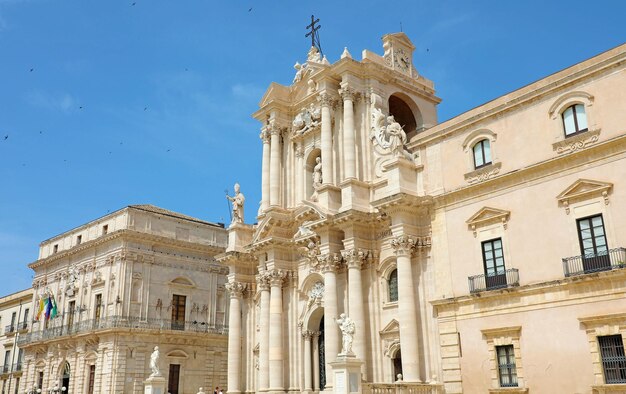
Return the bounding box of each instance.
[496,345,518,387]
[598,335,626,384]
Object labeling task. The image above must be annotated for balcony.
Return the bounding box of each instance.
[563,247,626,277]
[17,320,29,332]
[17,315,228,346]
[4,324,16,335]
[363,382,444,394]
[0,364,9,375]
[468,268,520,293]
[12,362,23,374]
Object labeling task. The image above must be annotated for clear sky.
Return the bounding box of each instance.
[1,0,624,295]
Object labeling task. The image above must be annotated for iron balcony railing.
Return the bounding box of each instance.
[4,324,16,335]
[563,247,626,277]
[12,362,22,373]
[17,315,228,346]
[0,364,9,374]
[468,268,520,293]
[18,320,29,331]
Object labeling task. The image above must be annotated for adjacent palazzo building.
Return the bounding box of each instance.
[0,288,32,394]
[221,33,626,394]
[17,205,230,394]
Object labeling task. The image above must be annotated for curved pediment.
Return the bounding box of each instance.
[166,350,189,359]
[169,277,195,287]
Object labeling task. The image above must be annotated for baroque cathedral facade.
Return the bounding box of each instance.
[221,33,626,394]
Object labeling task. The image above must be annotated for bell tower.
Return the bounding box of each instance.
[382,32,417,77]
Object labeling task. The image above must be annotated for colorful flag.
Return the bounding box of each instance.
[50,294,58,319]
[44,294,52,320]
[36,295,45,320]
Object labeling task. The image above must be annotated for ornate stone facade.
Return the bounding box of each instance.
[223,33,626,394]
[16,205,229,394]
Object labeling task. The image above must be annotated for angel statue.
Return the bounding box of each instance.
[226,183,245,225]
[293,62,308,84]
[336,313,356,355]
[370,107,413,160]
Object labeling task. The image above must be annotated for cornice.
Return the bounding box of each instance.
[410,44,626,148]
[29,229,226,269]
[371,193,433,215]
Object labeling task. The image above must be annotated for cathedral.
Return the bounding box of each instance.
[221,33,626,394]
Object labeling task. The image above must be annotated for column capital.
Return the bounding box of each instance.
[318,92,338,108]
[256,272,270,291]
[260,128,271,143]
[302,330,315,340]
[391,235,416,257]
[295,144,305,158]
[225,281,247,299]
[341,248,369,269]
[317,253,343,273]
[338,86,357,101]
[267,269,287,287]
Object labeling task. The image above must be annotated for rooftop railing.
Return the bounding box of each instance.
[17,316,228,346]
[563,247,626,277]
[468,268,519,293]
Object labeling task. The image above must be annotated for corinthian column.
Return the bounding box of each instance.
[342,248,367,378]
[268,269,287,393]
[257,273,271,392]
[302,330,313,391]
[269,125,281,206]
[391,235,421,382]
[260,129,271,212]
[339,86,357,180]
[295,145,304,203]
[318,93,334,186]
[226,281,246,394]
[318,253,342,389]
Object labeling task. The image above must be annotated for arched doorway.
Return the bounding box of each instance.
[392,349,403,381]
[61,361,70,391]
[318,317,326,390]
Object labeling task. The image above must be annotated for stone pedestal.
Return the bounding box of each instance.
[329,354,363,394]
[317,184,342,212]
[339,179,370,212]
[144,375,166,394]
[381,157,423,197]
[227,222,255,252]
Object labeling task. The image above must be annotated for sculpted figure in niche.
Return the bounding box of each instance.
[384,115,407,156]
[226,183,245,225]
[371,107,414,161]
[336,313,356,355]
[150,346,161,376]
[311,156,322,201]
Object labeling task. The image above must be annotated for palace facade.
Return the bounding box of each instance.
[17,205,230,394]
[221,34,626,394]
[0,288,32,394]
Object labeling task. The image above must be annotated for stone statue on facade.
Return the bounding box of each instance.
[150,346,161,377]
[226,183,245,225]
[292,105,321,135]
[370,107,413,161]
[311,157,322,201]
[196,388,206,394]
[336,313,356,356]
[293,62,308,84]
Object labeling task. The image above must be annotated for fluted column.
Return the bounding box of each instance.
[312,332,320,391]
[268,269,287,392]
[260,129,271,211]
[339,86,357,180]
[257,273,271,392]
[295,145,304,203]
[302,330,313,391]
[318,253,342,388]
[342,248,368,378]
[391,235,421,382]
[269,126,281,206]
[318,93,334,185]
[226,281,246,393]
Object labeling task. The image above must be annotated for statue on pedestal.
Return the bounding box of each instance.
[311,156,322,201]
[336,313,355,355]
[226,183,245,225]
[149,346,161,377]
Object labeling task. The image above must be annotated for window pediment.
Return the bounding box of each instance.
[166,350,189,359]
[466,207,511,236]
[170,277,195,287]
[379,319,400,338]
[556,179,612,213]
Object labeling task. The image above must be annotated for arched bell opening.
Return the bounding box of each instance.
[388,93,423,141]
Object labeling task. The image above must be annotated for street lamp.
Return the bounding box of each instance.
[26,385,41,394]
[48,383,66,393]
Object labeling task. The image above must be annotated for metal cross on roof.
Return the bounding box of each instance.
[305,15,323,57]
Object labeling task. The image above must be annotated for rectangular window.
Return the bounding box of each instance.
[76,235,82,245]
[94,294,102,323]
[14,377,19,394]
[3,350,11,371]
[102,225,108,235]
[496,345,518,387]
[599,335,626,384]
[22,308,29,329]
[87,365,96,394]
[577,214,610,273]
[171,294,186,331]
[53,244,58,253]
[10,312,16,331]
[482,238,507,289]
[68,301,76,330]
[168,364,181,394]
[38,371,44,389]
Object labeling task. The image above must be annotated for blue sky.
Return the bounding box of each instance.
[1,0,624,295]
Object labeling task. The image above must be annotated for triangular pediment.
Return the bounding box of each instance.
[557,179,613,203]
[466,207,511,228]
[382,32,416,50]
[258,82,291,108]
[379,319,400,337]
